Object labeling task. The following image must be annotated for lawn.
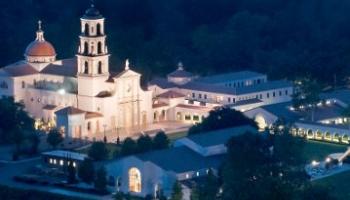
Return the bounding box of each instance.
[302,140,347,163]
[313,170,350,200]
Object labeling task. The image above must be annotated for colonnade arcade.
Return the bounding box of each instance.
[291,127,350,144]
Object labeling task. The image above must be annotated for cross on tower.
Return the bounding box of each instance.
[38,20,42,31]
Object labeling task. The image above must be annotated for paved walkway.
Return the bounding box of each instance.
[311,164,350,181]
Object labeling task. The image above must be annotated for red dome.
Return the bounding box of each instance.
[25,40,56,57]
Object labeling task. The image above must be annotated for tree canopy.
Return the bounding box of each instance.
[88,141,109,161]
[188,107,257,135]
[2,0,350,85]
[0,97,34,144]
[46,128,63,149]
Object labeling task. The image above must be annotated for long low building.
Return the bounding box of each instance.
[105,125,258,198]
[244,90,350,144]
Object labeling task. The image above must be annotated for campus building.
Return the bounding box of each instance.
[244,89,350,144]
[0,4,293,139]
[105,125,258,198]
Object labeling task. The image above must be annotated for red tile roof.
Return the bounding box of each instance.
[55,106,85,116]
[157,90,185,99]
[1,62,38,77]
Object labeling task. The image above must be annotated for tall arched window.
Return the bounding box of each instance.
[84,62,89,74]
[21,81,25,89]
[97,42,102,54]
[129,168,141,193]
[98,61,103,74]
[84,42,89,55]
[84,23,89,35]
[96,23,102,35]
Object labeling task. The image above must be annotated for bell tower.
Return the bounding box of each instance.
[77,3,110,97]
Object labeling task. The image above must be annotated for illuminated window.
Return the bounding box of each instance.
[129,168,141,193]
[49,158,53,164]
[196,172,199,176]
[186,174,189,179]
[53,159,57,165]
[60,160,64,166]
[73,162,76,168]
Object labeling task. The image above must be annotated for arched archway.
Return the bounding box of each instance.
[342,135,349,144]
[333,133,340,142]
[98,61,102,74]
[160,110,166,121]
[176,112,182,121]
[307,129,314,139]
[315,130,323,140]
[97,42,102,54]
[154,111,159,122]
[84,62,89,74]
[129,168,141,193]
[325,132,331,141]
[255,114,267,130]
[84,42,89,54]
[96,23,101,35]
[84,23,89,35]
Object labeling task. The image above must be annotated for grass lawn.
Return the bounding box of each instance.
[313,170,350,200]
[302,140,347,163]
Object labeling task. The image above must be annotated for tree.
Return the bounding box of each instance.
[88,142,109,161]
[0,97,34,150]
[292,78,321,121]
[121,137,137,156]
[78,159,95,184]
[136,135,153,153]
[190,186,200,200]
[341,106,350,130]
[300,185,335,200]
[153,131,169,150]
[188,107,257,135]
[94,167,107,192]
[197,170,219,200]
[27,132,40,155]
[221,129,308,200]
[67,160,76,184]
[170,181,183,200]
[46,129,63,149]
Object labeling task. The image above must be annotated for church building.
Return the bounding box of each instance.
[0,4,294,140]
[0,5,153,139]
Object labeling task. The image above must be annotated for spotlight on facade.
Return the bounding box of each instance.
[325,157,331,163]
[58,89,66,95]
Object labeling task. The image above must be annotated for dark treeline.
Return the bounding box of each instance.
[2,0,350,84]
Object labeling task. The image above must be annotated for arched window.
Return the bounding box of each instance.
[129,168,141,193]
[84,42,89,55]
[97,42,102,54]
[98,61,102,74]
[84,23,89,35]
[21,81,25,89]
[84,62,89,74]
[96,23,102,35]
[87,122,91,131]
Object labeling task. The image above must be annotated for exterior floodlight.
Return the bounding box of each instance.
[58,89,66,95]
[311,160,319,166]
[325,157,331,163]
